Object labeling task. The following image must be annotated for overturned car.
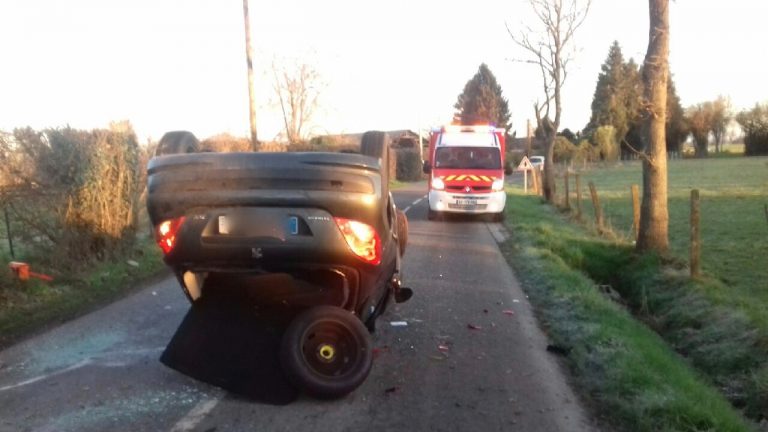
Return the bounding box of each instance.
[146,130,411,399]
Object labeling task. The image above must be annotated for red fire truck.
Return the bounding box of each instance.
[422,125,510,221]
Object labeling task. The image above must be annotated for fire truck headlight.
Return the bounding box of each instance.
[492,179,505,191]
[431,177,445,190]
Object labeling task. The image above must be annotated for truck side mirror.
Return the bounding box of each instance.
[422,161,431,174]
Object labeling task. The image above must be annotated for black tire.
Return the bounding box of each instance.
[155,131,200,156]
[360,131,390,195]
[280,306,373,399]
[493,212,505,223]
[396,209,408,256]
[427,208,440,221]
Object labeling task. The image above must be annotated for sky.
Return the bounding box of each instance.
[1,0,767,143]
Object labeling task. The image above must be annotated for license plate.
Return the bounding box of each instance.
[457,199,477,206]
[219,214,298,236]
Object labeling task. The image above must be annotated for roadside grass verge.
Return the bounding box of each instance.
[500,191,757,431]
[573,157,768,333]
[0,236,166,349]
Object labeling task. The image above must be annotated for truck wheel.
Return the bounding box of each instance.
[280,306,373,399]
[155,131,200,156]
[360,131,390,194]
[396,209,408,256]
[427,208,440,221]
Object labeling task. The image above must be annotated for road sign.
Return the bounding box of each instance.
[517,156,535,194]
[517,156,534,171]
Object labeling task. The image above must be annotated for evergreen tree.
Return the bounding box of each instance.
[454,64,511,130]
[665,76,687,154]
[586,41,642,146]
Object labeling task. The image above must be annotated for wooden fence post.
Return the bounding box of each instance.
[631,185,640,241]
[690,189,701,279]
[575,174,582,218]
[588,182,604,231]
[564,170,570,210]
[764,203,768,226]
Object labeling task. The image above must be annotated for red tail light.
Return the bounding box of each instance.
[334,217,381,265]
[155,217,185,254]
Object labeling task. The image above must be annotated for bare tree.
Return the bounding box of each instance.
[687,101,713,158]
[272,60,322,144]
[508,0,592,202]
[711,95,732,153]
[636,0,670,254]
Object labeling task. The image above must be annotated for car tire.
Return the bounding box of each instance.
[280,306,373,399]
[360,131,390,195]
[155,131,200,156]
[396,209,408,256]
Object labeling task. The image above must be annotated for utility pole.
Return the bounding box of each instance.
[242,0,259,151]
[526,119,532,157]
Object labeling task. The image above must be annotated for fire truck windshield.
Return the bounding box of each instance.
[434,147,501,170]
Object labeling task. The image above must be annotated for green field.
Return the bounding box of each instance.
[572,157,768,329]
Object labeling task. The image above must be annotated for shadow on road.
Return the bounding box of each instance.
[160,286,300,405]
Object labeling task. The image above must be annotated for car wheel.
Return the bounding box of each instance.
[360,131,390,195]
[280,306,373,399]
[155,131,200,156]
[396,209,408,256]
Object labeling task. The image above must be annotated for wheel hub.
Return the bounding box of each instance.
[317,343,336,362]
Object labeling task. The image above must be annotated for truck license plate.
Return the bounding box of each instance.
[457,199,477,206]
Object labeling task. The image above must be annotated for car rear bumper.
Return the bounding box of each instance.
[428,190,506,214]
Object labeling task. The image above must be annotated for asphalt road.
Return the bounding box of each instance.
[0,182,597,432]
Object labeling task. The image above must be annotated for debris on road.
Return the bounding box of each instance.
[385,386,400,395]
[373,346,389,359]
[512,299,521,303]
[438,345,450,353]
[546,344,572,356]
[502,310,515,315]
[390,321,408,327]
[467,324,482,330]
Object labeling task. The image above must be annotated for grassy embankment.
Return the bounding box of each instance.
[500,156,768,431]
[0,234,166,349]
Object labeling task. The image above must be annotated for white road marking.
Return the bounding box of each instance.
[413,197,424,205]
[403,206,412,213]
[0,359,91,392]
[169,392,224,432]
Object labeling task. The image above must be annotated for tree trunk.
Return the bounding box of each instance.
[543,133,555,201]
[637,0,670,254]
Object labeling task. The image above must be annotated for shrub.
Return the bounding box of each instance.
[0,124,141,265]
[736,104,768,156]
[593,125,620,162]
[506,150,525,168]
[395,149,423,181]
[200,133,252,152]
[574,139,600,163]
[553,136,577,163]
